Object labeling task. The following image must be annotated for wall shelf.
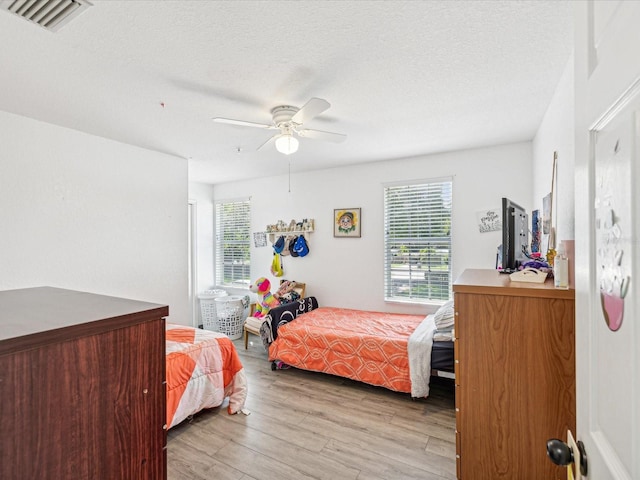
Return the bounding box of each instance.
[267,230,313,243]
[266,219,314,243]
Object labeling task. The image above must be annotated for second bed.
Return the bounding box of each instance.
[264,298,454,397]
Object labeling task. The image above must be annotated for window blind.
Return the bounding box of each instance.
[383,179,452,303]
[215,199,251,287]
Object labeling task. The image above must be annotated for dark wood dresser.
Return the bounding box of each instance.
[0,287,169,480]
[453,269,575,480]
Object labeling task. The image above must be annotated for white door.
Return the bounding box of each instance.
[574,1,640,478]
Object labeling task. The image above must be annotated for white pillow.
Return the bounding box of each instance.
[433,299,455,327]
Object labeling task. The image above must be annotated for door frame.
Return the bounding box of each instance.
[188,200,198,327]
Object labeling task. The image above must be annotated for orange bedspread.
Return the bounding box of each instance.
[268,307,425,393]
[166,324,247,428]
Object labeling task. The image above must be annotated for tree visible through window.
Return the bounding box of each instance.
[215,199,251,287]
[384,179,452,303]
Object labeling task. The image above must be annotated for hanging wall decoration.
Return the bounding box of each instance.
[253,232,267,248]
[543,152,558,264]
[594,110,632,332]
[476,208,501,233]
[334,208,361,237]
[531,209,541,253]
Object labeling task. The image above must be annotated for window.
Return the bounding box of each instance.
[215,199,251,287]
[384,178,452,303]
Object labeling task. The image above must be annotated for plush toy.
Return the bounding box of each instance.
[273,280,301,305]
[249,277,280,318]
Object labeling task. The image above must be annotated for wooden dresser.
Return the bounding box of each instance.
[453,269,575,480]
[0,287,169,480]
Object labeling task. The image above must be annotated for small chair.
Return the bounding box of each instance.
[243,280,306,349]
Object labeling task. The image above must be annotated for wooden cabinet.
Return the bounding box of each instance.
[0,287,169,480]
[453,269,575,480]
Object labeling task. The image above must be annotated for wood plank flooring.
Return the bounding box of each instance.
[167,337,456,480]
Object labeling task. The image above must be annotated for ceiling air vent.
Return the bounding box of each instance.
[0,0,92,32]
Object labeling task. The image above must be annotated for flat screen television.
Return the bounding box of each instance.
[500,197,529,273]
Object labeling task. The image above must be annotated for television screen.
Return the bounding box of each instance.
[501,198,529,272]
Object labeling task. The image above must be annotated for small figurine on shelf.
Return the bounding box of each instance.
[546,247,557,267]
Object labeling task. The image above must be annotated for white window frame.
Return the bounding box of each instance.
[215,198,251,288]
[383,177,453,304]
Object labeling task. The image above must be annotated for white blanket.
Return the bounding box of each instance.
[407,314,436,398]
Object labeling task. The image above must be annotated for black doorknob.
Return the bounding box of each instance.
[546,438,588,476]
[546,438,573,466]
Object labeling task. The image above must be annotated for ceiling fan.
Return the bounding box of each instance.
[213,97,347,155]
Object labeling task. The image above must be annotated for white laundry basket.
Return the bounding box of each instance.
[214,295,249,340]
[198,289,227,331]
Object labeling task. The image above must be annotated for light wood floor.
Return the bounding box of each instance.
[167,337,457,480]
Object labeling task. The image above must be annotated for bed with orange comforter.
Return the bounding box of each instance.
[267,303,450,395]
[166,323,247,428]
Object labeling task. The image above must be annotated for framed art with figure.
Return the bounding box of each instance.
[334,208,361,237]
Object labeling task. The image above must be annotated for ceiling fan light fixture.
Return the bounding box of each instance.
[213,97,346,154]
[275,133,299,155]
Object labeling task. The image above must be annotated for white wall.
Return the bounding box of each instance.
[211,141,532,315]
[0,111,189,323]
[532,55,575,244]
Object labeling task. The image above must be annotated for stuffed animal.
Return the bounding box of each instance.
[274,280,301,305]
[249,277,280,318]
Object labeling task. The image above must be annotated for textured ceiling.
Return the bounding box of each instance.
[0,0,572,184]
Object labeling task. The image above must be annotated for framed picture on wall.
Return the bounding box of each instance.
[334,208,361,237]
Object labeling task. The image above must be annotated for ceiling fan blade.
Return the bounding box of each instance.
[297,128,347,143]
[213,117,275,129]
[291,98,330,124]
[257,133,278,151]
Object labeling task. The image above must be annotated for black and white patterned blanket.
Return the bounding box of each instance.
[259,296,319,349]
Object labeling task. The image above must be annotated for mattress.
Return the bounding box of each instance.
[268,306,431,393]
[165,323,247,428]
[431,339,455,373]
